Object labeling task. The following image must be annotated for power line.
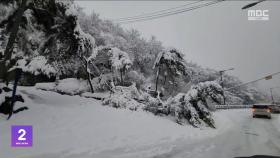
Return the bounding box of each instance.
[242,0,266,10]
[112,0,205,22]
[116,0,224,24]
[117,1,222,24]
[226,71,280,91]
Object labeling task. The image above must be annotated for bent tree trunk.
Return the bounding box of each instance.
[80,57,94,93]
[85,63,94,93]
[87,72,94,93]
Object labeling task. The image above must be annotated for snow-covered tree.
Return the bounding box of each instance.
[109,47,132,85]
[145,81,224,128]
[0,0,97,86]
[153,47,191,96]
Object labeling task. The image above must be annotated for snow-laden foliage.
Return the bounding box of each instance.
[10,56,56,77]
[153,47,192,97]
[102,80,223,128]
[109,47,132,71]
[91,73,114,91]
[145,81,224,128]
[102,83,145,111]
[0,0,96,81]
[154,47,185,70]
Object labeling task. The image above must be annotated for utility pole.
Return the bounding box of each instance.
[269,87,280,104]
[270,88,274,104]
[219,68,234,105]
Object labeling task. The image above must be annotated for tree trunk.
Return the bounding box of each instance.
[87,70,94,93]
[85,61,94,93]
[120,68,123,86]
[80,57,94,93]
[155,65,161,91]
[7,68,22,120]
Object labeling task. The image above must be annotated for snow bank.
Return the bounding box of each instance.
[0,86,234,158]
[35,82,56,91]
[81,91,110,100]
[35,78,89,95]
[55,78,89,95]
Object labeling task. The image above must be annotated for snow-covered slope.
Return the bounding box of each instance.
[0,86,232,158]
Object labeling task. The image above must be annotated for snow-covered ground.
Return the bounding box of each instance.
[0,87,279,158]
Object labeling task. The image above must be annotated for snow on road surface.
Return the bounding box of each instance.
[0,87,279,158]
[158,110,280,158]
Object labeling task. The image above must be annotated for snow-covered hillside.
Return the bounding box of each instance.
[0,0,267,106]
[0,86,233,158]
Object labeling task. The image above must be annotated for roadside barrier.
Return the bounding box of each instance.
[215,105,253,109]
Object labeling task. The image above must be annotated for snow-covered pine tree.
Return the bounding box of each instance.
[146,81,224,128]
[0,0,96,87]
[153,47,192,97]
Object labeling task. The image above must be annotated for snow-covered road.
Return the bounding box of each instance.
[157,110,280,158]
[0,87,279,158]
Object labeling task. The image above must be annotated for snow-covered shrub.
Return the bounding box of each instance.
[109,47,132,70]
[142,93,165,115]
[165,93,201,126]
[102,83,145,111]
[91,74,114,92]
[109,47,132,86]
[55,78,90,95]
[124,71,146,89]
[145,81,224,128]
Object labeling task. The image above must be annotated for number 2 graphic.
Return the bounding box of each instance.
[18,129,26,141]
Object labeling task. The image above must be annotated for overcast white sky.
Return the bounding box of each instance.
[75,1,280,99]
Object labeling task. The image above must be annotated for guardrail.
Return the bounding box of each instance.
[215,105,253,109]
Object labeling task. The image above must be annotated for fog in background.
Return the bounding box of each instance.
[75,1,280,101]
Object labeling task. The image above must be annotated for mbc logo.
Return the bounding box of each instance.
[248,10,269,21]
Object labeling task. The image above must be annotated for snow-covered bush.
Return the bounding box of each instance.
[109,47,132,70]
[55,78,89,95]
[102,83,145,111]
[101,81,222,128]
[145,81,224,128]
[91,74,114,92]
[124,70,146,89]
[109,47,132,85]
